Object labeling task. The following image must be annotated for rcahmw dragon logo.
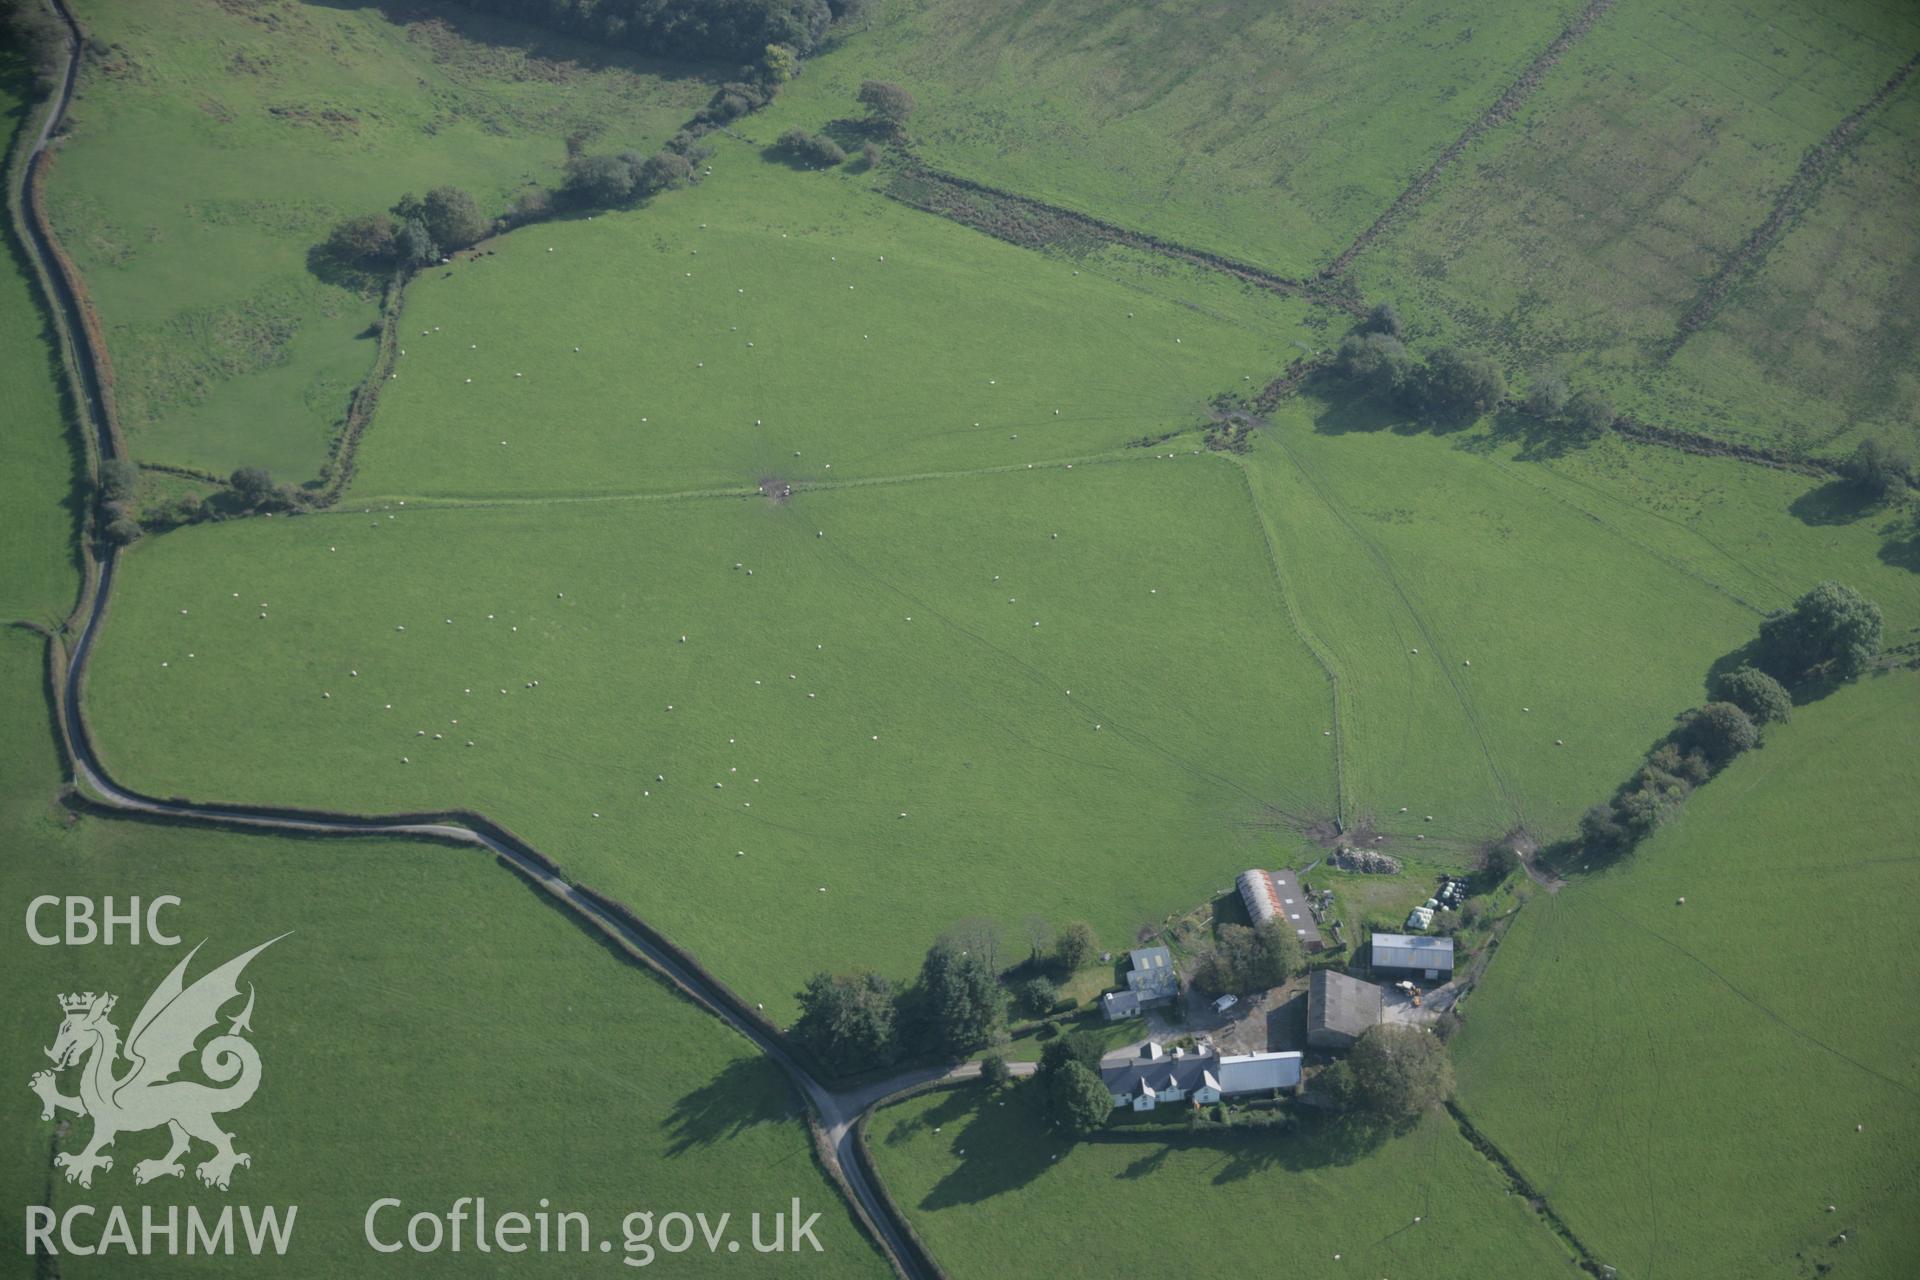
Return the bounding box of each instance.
[29,935,287,1190]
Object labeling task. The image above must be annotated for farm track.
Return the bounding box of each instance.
[1319,0,1620,280]
[1267,433,1524,824]
[349,444,1181,510]
[10,4,938,1275]
[1224,458,1349,824]
[1669,50,1920,352]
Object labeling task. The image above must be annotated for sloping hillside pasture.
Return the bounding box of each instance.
[1666,78,1920,457]
[1499,431,1920,624]
[865,1088,1577,1278]
[0,64,81,624]
[1450,672,1920,1279]
[83,391,1916,1020]
[1349,0,1920,454]
[1245,408,1774,843]
[772,0,1587,274]
[80,461,1340,1018]
[46,0,710,476]
[0,636,885,1276]
[351,142,1312,499]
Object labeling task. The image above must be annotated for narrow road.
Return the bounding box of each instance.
[15,2,946,1275]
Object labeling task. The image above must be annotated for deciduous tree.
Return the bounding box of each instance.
[1347,1025,1453,1119]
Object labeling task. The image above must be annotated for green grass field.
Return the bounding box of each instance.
[1348,0,1920,455]
[75,138,1919,1018]
[1449,671,1920,1278]
[350,140,1312,498]
[0,628,886,1276]
[774,0,1587,275]
[46,0,712,477]
[865,1085,1577,1278]
[1666,76,1920,456]
[16,3,1920,1274]
[84,393,1918,1021]
[0,60,81,625]
[80,457,1339,1019]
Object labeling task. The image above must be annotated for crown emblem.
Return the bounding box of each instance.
[59,992,110,1014]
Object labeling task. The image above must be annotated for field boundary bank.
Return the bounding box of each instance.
[50,649,926,1278]
[1669,50,1920,352]
[1445,1101,1608,1275]
[16,4,919,1273]
[1225,457,1349,823]
[881,161,1363,315]
[853,1085,962,1280]
[881,155,1841,482]
[1269,432,1524,823]
[1609,414,1838,477]
[1319,0,1619,280]
[316,267,407,504]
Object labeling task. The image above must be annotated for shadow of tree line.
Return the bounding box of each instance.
[896,1079,1416,1212]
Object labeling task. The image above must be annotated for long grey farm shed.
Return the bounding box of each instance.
[1369,933,1454,980]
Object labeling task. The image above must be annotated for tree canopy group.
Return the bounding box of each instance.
[794,918,1102,1073]
[1189,921,1301,998]
[1581,581,1882,857]
[1336,306,1506,424]
[1319,1025,1455,1121]
[1338,303,1621,439]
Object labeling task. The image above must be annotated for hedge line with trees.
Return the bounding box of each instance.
[793,917,1104,1075]
[1578,581,1882,858]
[1841,437,1914,501]
[1337,304,1611,440]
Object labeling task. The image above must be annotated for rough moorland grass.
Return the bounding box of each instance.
[865,1085,1576,1278]
[0,64,81,624]
[0,633,884,1277]
[1349,0,1920,455]
[774,0,1587,275]
[46,0,711,477]
[351,142,1314,499]
[82,460,1339,1019]
[1667,78,1920,457]
[1450,671,1920,1280]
